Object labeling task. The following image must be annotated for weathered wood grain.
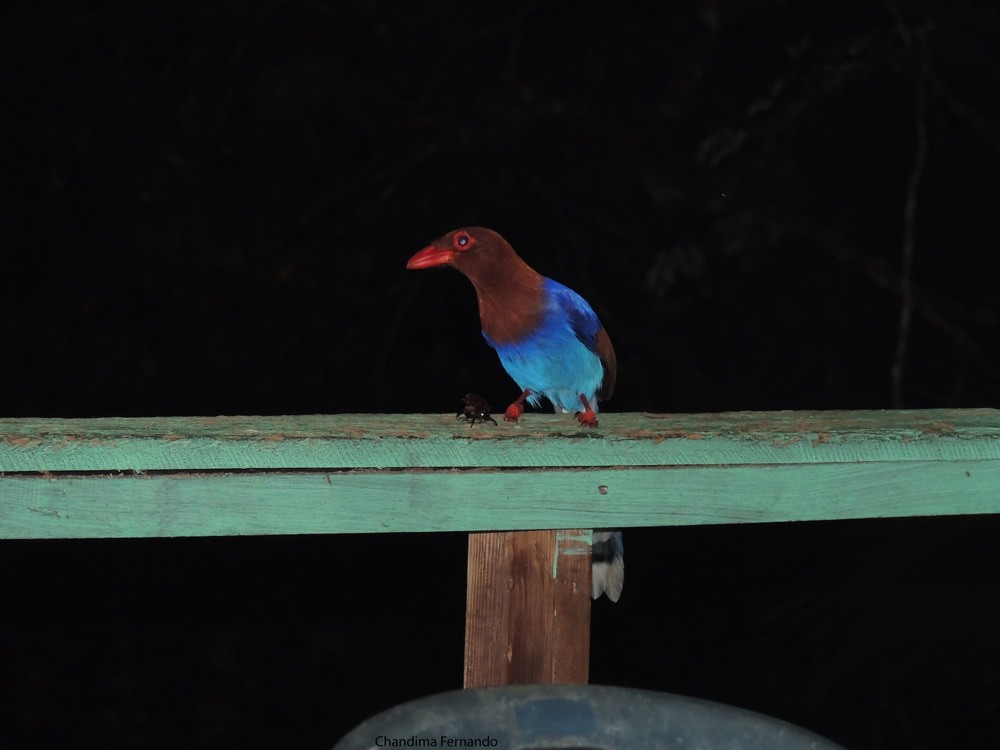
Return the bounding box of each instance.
[464,530,591,687]
[1,410,998,540]
[1,410,997,472]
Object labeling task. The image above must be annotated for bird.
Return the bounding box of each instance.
[407,226,623,601]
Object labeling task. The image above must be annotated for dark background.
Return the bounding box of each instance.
[3,1,1000,748]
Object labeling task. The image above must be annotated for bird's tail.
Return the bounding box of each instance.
[592,530,624,602]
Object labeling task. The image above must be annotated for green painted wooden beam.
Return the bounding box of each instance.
[1,410,998,539]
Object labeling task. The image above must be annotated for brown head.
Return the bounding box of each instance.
[407,227,546,345]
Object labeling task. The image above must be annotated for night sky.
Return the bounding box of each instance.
[4,2,1000,748]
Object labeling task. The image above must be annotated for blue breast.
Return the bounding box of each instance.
[483,278,605,413]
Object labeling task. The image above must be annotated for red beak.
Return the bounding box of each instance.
[407,244,456,269]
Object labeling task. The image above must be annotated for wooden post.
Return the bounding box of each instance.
[464,529,592,687]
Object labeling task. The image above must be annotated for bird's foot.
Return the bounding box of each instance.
[503,388,531,422]
[504,388,533,422]
[577,394,598,428]
[504,403,523,422]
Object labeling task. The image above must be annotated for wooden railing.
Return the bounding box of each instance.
[3,409,998,685]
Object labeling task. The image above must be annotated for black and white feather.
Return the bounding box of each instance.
[592,530,624,602]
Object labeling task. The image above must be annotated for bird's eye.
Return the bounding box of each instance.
[453,231,475,251]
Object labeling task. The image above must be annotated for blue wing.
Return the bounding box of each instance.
[545,279,601,354]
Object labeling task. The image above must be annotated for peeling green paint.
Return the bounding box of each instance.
[553,530,593,578]
[1,410,998,540]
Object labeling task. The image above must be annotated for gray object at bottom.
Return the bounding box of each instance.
[334,684,846,749]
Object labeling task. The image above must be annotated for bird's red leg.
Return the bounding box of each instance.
[504,389,532,422]
[577,394,598,428]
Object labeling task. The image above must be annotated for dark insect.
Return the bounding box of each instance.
[457,392,497,427]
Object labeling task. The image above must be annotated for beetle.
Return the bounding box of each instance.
[457,392,498,427]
